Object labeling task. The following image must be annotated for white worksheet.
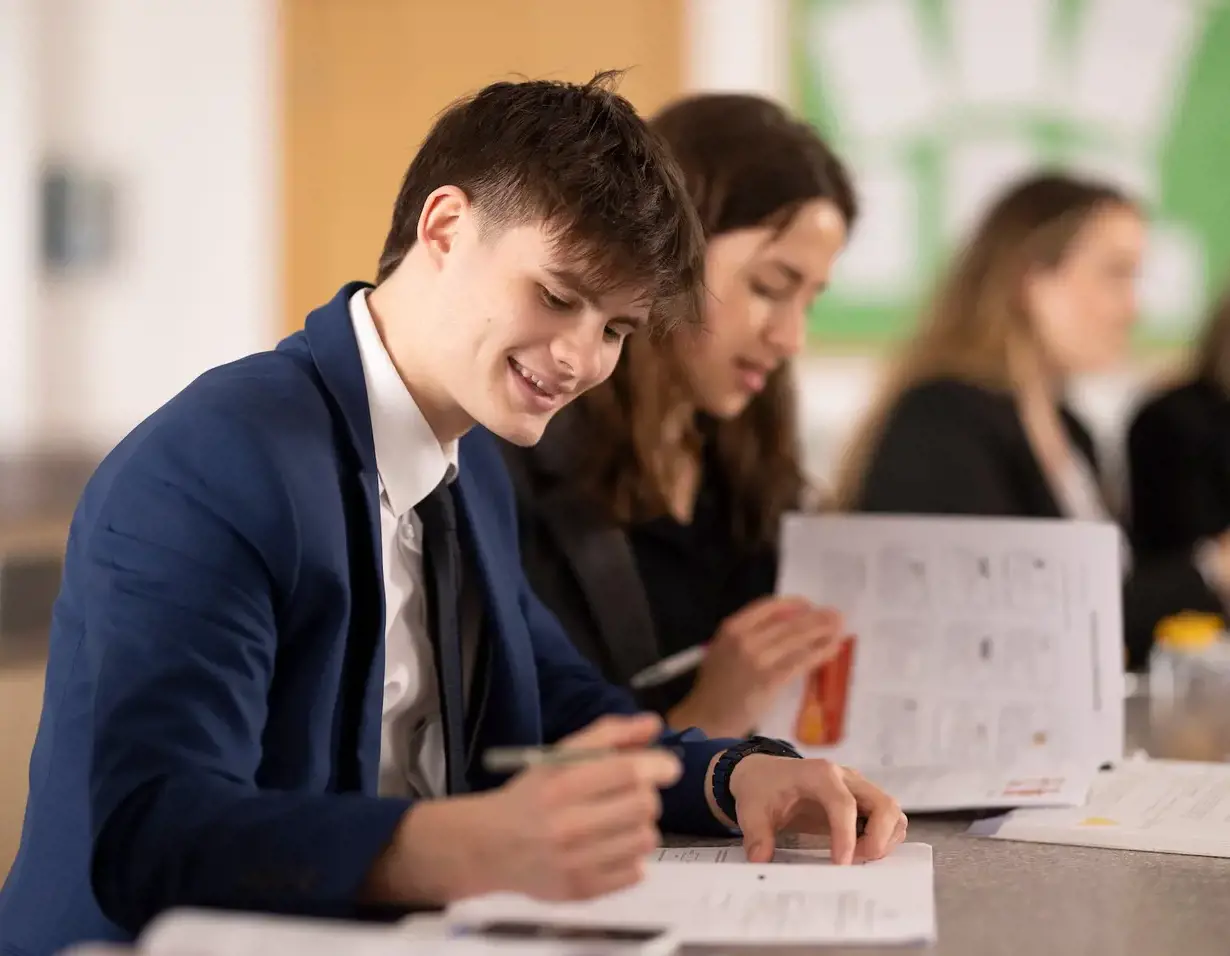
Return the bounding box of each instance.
[136,908,677,956]
[139,910,509,956]
[654,845,835,864]
[866,760,1102,813]
[447,843,937,947]
[972,759,1230,857]
[760,514,1125,810]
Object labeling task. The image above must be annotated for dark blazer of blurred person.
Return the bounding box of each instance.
[834,173,1225,671]
[1128,285,1230,614]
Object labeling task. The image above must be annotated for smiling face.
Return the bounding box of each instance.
[674,199,848,419]
[419,187,650,446]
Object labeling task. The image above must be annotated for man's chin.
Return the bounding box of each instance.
[483,412,551,447]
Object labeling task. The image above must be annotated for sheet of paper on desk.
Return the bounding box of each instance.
[759,514,1124,811]
[446,842,936,946]
[138,909,622,956]
[972,759,1230,857]
[139,910,407,956]
[652,846,836,863]
[650,843,934,866]
[866,760,1099,812]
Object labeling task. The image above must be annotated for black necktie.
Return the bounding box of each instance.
[415,480,469,795]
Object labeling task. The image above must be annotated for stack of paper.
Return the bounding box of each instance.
[971,758,1230,857]
[136,911,433,956]
[760,514,1126,813]
[128,909,677,956]
[445,843,937,947]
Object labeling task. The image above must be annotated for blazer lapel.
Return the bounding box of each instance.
[294,282,387,793]
[351,468,386,792]
[453,466,542,747]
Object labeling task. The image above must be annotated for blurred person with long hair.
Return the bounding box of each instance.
[503,93,856,738]
[834,172,1225,670]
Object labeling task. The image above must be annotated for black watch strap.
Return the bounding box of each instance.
[712,736,802,824]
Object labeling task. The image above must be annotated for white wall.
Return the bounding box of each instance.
[0,0,39,448]
[10,0,279,453]
[683,0,1178,490]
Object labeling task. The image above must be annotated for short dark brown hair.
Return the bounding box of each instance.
[376,71,704,331]
[565,93,858,545]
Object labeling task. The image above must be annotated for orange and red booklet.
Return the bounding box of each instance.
[794,638,855,747]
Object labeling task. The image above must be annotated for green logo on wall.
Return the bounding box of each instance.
[793,0,1230,348]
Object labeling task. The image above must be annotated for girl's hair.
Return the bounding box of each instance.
[833,171,1136,509]
[1191,282,1230,393]
[564,93,857,546]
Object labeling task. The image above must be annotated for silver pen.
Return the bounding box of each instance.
[629,645,708,690]
[482,744,678,774]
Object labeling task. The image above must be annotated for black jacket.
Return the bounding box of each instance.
[500,415,670,710]
[853,378,1221,670]
[1128,378,1230,554]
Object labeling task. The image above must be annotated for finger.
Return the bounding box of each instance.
[558,712,663,751]
[720,595,814,637]
[855,812,907,863]
[746,618,843,679]
[558,861,646,902]
[799,762,859,865]
[892,813,908,846]
[737,796,780,864]
[846,772,905,862]
[755,620,848,676]
[566,820,661,872]
[550,751,682,802]
[551,784,663,848]
[745,606,842,655]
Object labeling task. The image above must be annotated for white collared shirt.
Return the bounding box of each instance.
[349,288,459,800]
[1051,441,1133,576]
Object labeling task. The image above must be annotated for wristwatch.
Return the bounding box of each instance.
[712,735,802,824]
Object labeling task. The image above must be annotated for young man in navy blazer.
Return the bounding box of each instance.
[0,73,905,956]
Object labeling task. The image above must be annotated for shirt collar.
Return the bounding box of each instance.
[349,289,458,517]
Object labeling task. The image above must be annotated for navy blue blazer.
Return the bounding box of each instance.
[0,283,733,956]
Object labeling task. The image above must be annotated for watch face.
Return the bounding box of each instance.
[751,737,801,758]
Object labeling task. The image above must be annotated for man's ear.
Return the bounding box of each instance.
[417,185,471,269]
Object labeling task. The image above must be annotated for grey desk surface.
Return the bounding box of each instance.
[668,692,1230,956]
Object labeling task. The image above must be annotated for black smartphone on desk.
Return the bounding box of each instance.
[461,919,677,955]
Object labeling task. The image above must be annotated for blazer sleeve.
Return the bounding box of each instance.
[476,428,735,837]
[85,410,413,933]
[518,582,736,837]
[856,385,1022,515]
[1127,394,1229,553]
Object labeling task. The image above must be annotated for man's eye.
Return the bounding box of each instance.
[539,285,572,310]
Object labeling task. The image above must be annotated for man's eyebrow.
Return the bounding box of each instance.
[545,266,601,303]
[545,267,648,328]
[613,312,648,330]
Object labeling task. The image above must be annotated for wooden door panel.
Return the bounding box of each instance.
[282,0,684,332]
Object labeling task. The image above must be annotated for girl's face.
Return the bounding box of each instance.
[676,199,848,419]
[1023,203,1145,377]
